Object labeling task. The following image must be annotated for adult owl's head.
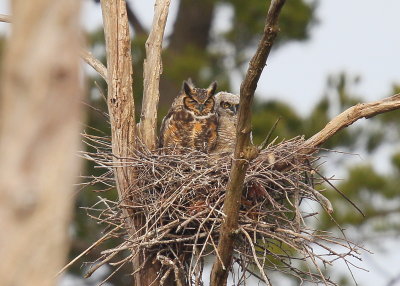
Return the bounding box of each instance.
[215,92,240,116]
[182,79,217,116]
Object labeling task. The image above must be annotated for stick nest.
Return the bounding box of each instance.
[81,135,364,286]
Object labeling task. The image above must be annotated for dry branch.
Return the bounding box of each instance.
[210,1,286,285]
[139,0,171,150]
[271,93,400,172]
[80,48,108,81]
[304,93,400,149]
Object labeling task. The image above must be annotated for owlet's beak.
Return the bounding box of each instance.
[230,104,239,115]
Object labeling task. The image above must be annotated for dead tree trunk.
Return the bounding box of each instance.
[100,0,170,285]
[0,1,82,285]
[99,2,145,286]
[210,1,286,285]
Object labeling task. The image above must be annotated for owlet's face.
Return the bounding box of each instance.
[215,92,240,116]
[183,81,217,116]
[219,100,239,116]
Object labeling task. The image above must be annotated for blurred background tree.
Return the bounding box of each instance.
[3,0,391,284]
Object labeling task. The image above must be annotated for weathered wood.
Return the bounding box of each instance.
[0,0,82,285]
[100,0,136,210]
[100,1,165,285]
[210,1,286,285]
[269,93,400,173]
[304,93,400,149]
[139,0,171,150]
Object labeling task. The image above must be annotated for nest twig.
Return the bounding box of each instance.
[79,134,365,286]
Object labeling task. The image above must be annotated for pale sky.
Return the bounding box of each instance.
[1,0,399,285]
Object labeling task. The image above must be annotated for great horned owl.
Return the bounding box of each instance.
[159,80,218,153]
[212,92,240,154]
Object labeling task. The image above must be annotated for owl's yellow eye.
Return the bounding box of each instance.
[183,96,198,110]
[221,102,231,109]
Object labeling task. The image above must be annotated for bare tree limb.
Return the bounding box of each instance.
[138,0,171,150]
[0,0,82,285]
[80,48,108,81]
[269,93,400,174]
[0,13,11,23]
[304,93,400,149]
[210,1,286,285]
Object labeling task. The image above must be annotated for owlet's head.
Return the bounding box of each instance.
[182,79,217,116]
[215,92,240,116]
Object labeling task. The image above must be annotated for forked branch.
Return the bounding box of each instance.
[210,1,286,285]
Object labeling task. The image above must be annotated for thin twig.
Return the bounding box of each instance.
[259,117,281,150]
[56,225,121,276]
[314,169,364,216]
[80,48,108,81]
[241,227,271,286]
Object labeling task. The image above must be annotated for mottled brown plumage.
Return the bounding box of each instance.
[159,80,218,153]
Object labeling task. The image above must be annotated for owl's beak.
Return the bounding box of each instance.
[198,105,205,112]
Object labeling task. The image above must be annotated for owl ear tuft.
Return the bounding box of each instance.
[207,81,217,96]
[186,78,194,86]
[183,79,194,96]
